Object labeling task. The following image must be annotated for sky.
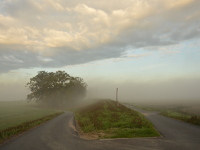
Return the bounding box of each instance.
[0,0,200,103]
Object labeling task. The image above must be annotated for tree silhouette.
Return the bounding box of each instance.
[26,71,87,108]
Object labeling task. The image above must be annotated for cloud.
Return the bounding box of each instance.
[166,0,194,9]
[0,0,200,73]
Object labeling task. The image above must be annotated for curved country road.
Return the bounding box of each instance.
[1,105,200,150]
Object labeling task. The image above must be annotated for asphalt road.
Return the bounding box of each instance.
[1,105,200,150]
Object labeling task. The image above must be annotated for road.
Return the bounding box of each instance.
[1,105,200,150]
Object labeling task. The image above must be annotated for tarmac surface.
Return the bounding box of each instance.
[1,104,200,150]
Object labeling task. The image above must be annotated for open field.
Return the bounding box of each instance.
[75,99,159,139]
[131,102,200,126]
[0,101,60,131]
[0,101,63,143]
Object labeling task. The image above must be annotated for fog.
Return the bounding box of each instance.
[0,82,28,101]
[1,76,200,105]
[87,77,200,105]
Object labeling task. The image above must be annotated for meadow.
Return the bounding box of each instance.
[0,101,63,143]
[75,99,159,139]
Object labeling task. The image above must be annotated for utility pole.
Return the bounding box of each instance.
[116,88,119,107]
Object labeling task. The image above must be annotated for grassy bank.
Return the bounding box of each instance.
[160,110,200,126]
[132,103,200,126]
[0,101,63,143]
[75,99,159,139]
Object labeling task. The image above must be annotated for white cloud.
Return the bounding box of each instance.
[0,0,200,73]
[166,0,194,9]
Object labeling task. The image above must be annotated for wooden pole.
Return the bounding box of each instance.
[116,88,119,106]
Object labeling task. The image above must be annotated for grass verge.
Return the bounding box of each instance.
[0,112,63,144]
[131,103,200,126]
[75,99,159,139]
[160,110,200,126]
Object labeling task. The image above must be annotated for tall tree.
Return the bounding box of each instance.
[26,71,87,108]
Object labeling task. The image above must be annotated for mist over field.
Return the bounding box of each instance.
[1,76,200,106]
[1,1,200,150]
[0,0,200,106]
[0,82,27,101]
[87,77,200,104]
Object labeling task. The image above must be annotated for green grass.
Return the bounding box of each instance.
[160,110,200,126]
[132,103,170,112]
[75,99,159,139]
[0,101,60,131]
[130,103,200,126]
[0,101,63,143]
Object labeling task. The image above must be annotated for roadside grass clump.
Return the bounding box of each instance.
[160,110,200,126]
[0,112,63,143]
[75,99,159,139]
